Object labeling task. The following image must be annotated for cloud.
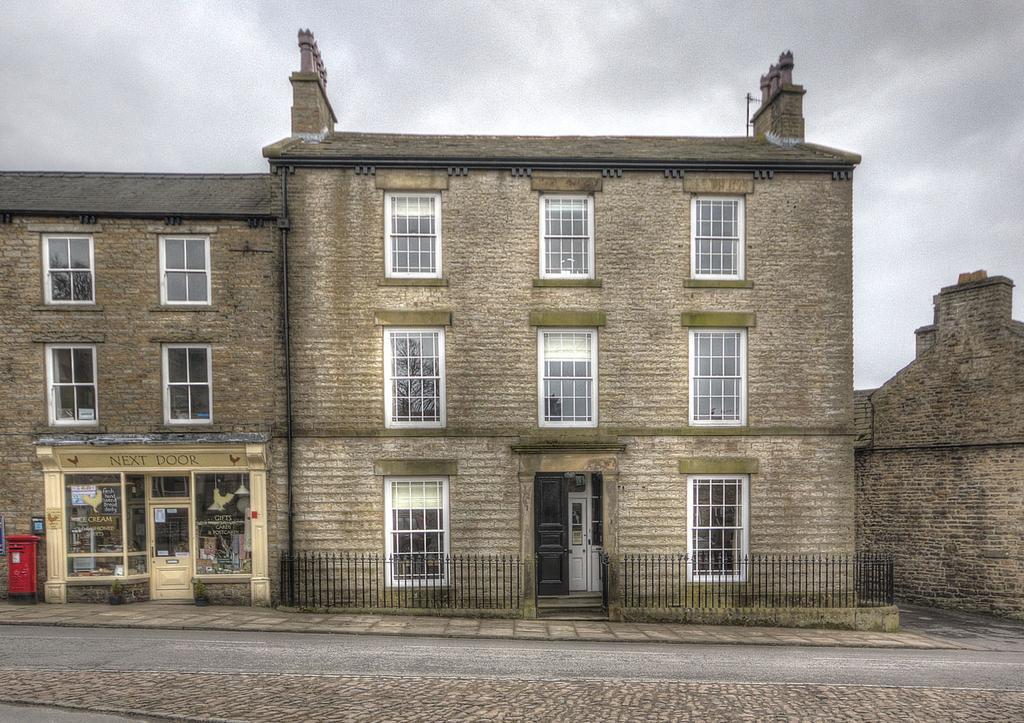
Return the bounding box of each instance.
[1,0,1022,386]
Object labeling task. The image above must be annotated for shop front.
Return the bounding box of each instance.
[34,441,270,606]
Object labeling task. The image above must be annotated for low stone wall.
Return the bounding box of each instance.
[203,581,252,606]
[66,581,150,604]
[611,605,899,632]
[276,605,522,619]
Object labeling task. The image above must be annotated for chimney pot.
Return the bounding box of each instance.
[957,270,988,285]
[290,28,337,137]
[759,74,771,105]
[777,50,794,86]
[768,64,781,96]
[751,51,806,144]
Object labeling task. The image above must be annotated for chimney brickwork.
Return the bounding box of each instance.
[290,29,338,138]
[751,50,806,144]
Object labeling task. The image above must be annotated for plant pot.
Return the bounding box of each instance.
[109,594,124,605]
[195,598,209,607]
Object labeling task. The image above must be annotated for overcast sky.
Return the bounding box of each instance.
[2,1,1021,388]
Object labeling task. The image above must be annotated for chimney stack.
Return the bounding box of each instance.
[751,50,806,145]
[290,29,337,138]
[915,271,1016,356]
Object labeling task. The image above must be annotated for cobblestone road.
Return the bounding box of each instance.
[1,669,1021,722]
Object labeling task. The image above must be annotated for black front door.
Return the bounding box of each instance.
[535,473,569,595]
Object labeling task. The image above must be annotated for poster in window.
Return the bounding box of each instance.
[100,487,120,515]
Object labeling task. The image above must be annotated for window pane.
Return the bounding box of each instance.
[190,385,211,420]
[66,475,123,568]
[166,272,187,301]
[72,348,93,383]
[194,473,252,574]
[75,386,96,420]
[188,348,208,382]
[72,271,93,301]
[69,239,91,269]
[185,239,206,270]
[53,348,73,383]
[169,386,190,419]
[165,239,185,269]
[186,272,208,302]
[56,386,76,419]
[49,238,69,269]
[50,271,72,301]
[167,348,188,382]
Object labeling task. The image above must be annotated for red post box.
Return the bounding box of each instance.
[7,534,42,603]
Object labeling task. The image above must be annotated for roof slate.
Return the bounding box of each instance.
[265,132,860,166]
[0,173,274,217]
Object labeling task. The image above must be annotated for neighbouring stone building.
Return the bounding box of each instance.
[856,272,1024,619]
[2,35,862,618]
[0,174,282,605]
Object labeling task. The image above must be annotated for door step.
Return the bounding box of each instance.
[537,610,609,621]
[537,594,605,619]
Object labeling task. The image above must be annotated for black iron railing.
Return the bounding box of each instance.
[599,552,610,610]
[620,553,893,609]
[279,552,523,610]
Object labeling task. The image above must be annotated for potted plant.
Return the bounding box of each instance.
[109,580,125,605]
[192,578,210,607]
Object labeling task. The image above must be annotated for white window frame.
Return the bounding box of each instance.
[383,327,447,429]
[384,192,443,279]
[42,235,95,305]
[686,475,750,582]
[690,196,745,280]
[688,328,747,427]
[539,194,595,279]
[45,344,99,426]
[161,343,213,425]
[384,476,451,587]
[159,236,212,305]
[537,327,599,428]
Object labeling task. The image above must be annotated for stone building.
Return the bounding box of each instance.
[856,272,1024,619]
[1,36,862,616]
[0,173,282,605]
[270,41,859,615]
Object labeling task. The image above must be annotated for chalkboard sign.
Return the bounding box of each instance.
[100,487,120,515]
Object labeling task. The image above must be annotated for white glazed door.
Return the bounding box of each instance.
[150,504,192,600]
[568,495,589,591]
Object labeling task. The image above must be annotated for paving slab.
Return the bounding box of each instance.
[0,601,965,650]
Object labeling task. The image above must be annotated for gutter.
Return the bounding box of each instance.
[266,157,859,173]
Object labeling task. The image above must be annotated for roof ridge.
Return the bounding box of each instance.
[0,171,271,179]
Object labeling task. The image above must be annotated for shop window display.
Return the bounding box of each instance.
[194,473,252,574]
[66,474,123,577]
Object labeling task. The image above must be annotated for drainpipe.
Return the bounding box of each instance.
[279,166,295,559]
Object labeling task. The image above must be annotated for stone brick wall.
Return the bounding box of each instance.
[855,275,1024,618]
[857,446,1023,618]
[0,215,283,598]
[284,168,853,435]
[281,166,855,567]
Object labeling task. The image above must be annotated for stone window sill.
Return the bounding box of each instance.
[533,278,603,288]
[378,278,449,287]
[31,305,105,312]
[683,278,754,289]
[149,306,220,312]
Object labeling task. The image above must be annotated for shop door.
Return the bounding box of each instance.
[150,504,192,600]
[535,473,569,596]
[568,493,590,591]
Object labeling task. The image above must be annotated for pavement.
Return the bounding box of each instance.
[2,599,1013,650]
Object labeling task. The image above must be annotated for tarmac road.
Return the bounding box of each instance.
[0,625,1021,720]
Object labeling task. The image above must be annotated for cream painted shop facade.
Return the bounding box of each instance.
[1,35,866,617]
